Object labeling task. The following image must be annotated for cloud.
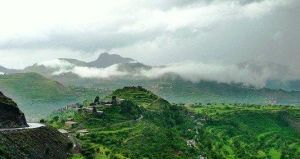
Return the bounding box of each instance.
[39,59,75,69]
[0,0,292,52]
[140,62,299,87]
[0,0,299,84]
[54,65,128,79]
[43,60,298,88]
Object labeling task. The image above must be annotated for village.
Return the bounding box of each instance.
[57,95,125,137]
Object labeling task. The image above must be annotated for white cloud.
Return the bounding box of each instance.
[38,59,74,69]
[241,0,290,18]
[53,64,128,79]
[47,60,298,87]
[0,0,298,83]
[139,62,292,87]
[72,65,128,78]
[0,0,291,49]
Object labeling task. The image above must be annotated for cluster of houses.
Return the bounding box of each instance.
[58,96,124,115]
[80,96,124,115]
[58,96,125,136]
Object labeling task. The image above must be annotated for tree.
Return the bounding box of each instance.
[111,96,117,105]
[40,119,45,123]
[94,96,100,104]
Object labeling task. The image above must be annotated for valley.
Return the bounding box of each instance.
[0,74,299,158]
[1,54,300,159]
[1,0,299,158]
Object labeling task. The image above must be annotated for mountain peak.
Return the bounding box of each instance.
[97,52,110,58]
[88,53,135,68]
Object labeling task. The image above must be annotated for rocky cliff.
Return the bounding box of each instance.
[0,127,72,159]
[0,91,72,159]
[0,92,28,128]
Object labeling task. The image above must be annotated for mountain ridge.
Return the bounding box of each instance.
[1,53,300,92]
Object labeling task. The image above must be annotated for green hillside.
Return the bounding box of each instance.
[46,87,300,159]
[0,73,75,101]
[0,73,112,121]
[111,86,171,110]
[188,104,300,158]
[0,73,78,121]
[47,87,196,159]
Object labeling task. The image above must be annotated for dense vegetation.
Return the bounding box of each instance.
[47,87,197,159]
[188,104,300,158]
[46,87,300,159]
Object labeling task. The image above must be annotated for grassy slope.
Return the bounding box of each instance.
[189,104,300,159]
[111,86,171,110]
[0,73,77,120]
[47,87,300,159]
[0,73,111,121]
[47,87,196,159]
[0,73,75,101]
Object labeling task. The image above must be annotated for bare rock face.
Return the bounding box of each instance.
[0,91,28,128]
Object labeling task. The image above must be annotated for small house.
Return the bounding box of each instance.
[58,129,69,134]
[77,129,89,136]
[65,121,78,128]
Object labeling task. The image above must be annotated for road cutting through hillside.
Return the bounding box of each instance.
[0,123,45,132]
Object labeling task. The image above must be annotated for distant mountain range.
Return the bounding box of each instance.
[21,52,136,76]
[0,52,136,74]
[1,53,300,106]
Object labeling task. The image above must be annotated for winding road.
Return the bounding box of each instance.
[0,123,45,132]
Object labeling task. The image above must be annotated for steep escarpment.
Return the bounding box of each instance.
[0,92,28,128]
[0,127,72,159]
[0,92,72,159]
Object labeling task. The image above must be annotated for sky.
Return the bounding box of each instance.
[0,0,299,84]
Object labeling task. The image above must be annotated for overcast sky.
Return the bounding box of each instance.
[0,0,299,71]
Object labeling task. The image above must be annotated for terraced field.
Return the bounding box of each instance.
[46,87,300,159]
[190,104,300,159]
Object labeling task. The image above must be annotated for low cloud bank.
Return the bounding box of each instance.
[140,62,297,87]
[37,59,298,88]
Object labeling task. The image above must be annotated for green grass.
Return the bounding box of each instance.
[46,87,300,159]
[189,104,300,159]
[47,87,196,159]
[0,73,75,100]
